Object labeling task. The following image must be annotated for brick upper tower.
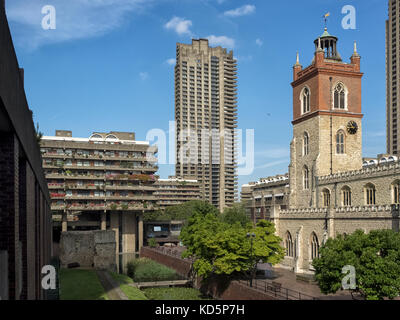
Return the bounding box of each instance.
[289,28,364,208]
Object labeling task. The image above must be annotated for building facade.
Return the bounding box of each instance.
[40,130,158,269]
[387,0,400,155]
[0,1,52,300]
[245,28,400,275]
[154,176,201,209]
[175,39,238,211]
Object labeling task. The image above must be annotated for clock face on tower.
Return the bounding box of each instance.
[347,121,358,135]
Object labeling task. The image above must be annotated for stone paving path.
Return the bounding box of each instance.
[96,270,129,300]
[254,267,357,300]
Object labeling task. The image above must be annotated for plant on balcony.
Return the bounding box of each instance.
[121,204,129,210]
[110,204,118,211]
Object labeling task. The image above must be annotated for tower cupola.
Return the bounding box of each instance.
[313,28,342,61]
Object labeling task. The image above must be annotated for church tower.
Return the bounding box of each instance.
[289,28,363,208]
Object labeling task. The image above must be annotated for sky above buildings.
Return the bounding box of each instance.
[6,0,387,192]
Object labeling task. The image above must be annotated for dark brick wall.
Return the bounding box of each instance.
[140,247,277,300]
[0,133,19,299]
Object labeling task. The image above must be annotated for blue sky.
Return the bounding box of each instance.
[6,0,387,193]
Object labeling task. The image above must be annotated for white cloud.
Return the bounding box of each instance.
[207,35,235,49]
[139,72,149,80]
[166,58,176,66]
[224,4,255,17]
[6,0,153,50]
[256,38,263,47]
[164,17,193,36]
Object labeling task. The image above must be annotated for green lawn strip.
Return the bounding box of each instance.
[142,287,211,300]
[109,272,148,300]
[59,269,109,300]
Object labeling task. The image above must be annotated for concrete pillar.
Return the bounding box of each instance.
[61,211,67,232]
[138,214,143,251]
[110,212,119,270]
[100,212,106,231]
[122,212,136,253]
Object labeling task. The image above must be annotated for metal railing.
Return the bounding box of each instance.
[237,279,318,300]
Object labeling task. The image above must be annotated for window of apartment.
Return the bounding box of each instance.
[342,186,352,206]
[310,233,319,260]
[365,183,376,205]
[301,87,310,114]
[285,232,294,258]
[77,160,83,167]
[336,130,345,154]
[333,83,347,109]
[84,161,90,167]
[303,132,310,156]
[322,189,331,207]
[393,181,400,204]
[303,166,310,190]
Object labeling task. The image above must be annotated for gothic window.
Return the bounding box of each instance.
[310,233,319,260]
[342,186,352,206]
[302,87,310,114]
[303,132,310,156]
[393,181,400,204]
[334,83,347,109]
[285,232,294,257]
[322,189,331,207]
[303,166,309,190]
[365,183,376,205]
[336,130,345,154]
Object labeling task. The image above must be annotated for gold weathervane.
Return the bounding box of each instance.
[323,12,330,28]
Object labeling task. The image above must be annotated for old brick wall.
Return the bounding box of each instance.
[60,230,116,271]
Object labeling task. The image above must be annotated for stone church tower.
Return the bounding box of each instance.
[289,28,364,208]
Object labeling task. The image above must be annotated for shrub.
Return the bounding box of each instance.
[148,238,157,248]
[126,258,180,282]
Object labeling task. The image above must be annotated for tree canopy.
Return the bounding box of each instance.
[143,200,218,222]
[219,202,251,227]
[180,209,284,279]
[312,229,400,300]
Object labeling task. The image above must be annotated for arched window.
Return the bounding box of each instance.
[365,183,376,205]
[302,87,310,114]
[322,189,331,207]
[336,130,345,154]
[342,186,352,206]
[303,166,309,190]
[310,233,319,260]
[334,83,347,109]
[393,181,400,204]
[285,232,294,257]
[303,132,310,156]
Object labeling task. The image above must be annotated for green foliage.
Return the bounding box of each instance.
[312,229,400,300]
[127,258,180,282]
[59,269,108,300]
[219,202,251,227]
[143,287,210,300]
[143,200,218,222]
[148,238,157,248]
[180,211,284,279]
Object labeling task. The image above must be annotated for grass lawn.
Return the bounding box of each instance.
[60,269,109,300]
[109,272,148,300]
[142,287,211,300]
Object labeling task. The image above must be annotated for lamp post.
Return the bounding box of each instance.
[247,232,256,287]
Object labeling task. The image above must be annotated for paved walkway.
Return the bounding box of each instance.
[251,267,357,300]
[96,270,129,300]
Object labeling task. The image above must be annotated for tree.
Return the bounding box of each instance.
[142,200,218,222]
[220,202,251,227]
[180,210,284,280]
[312,229,400,300]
